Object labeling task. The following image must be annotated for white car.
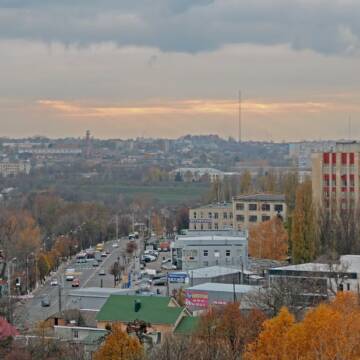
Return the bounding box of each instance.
[50,279,58,286]
[161,258,171,265]
[112,243,119,248]
[161,263,177,270]
[65,275,74,281]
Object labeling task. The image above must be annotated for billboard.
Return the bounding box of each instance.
[185,290,209,307]
[168,272,188,284]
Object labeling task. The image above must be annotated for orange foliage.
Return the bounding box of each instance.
[249,217,288,260]
[246,292,360,360]
[94,323,143,360]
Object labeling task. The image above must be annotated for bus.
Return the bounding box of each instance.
[96,243,104,252]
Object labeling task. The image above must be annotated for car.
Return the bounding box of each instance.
[161,258,171,265]
[153,277,168,286]
[72,278,80,287]
[65,275,74,281]
[101,252,107,257]
[112,242,119,248]
[162,263,177,270]
[105,250,111,255]
[142,254,156,262]
[41,295,51,307]
[92,260,99,267]
[99,269,106,276]
[50,279,58,286]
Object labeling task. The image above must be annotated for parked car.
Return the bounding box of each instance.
[153,277,168,286]
[72,278,80,287]
[50,279,58,286]
[161,263,177,270]
[161,258,172,265]
[101,252,107,258]
[99,269,106,276]
[65,275,74,281]
[92,260,99,267]
[41,295,51,307]
[112,243,119,248]
[142,255,156,262]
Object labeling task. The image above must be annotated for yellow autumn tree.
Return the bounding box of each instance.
[249,217,288,260]
[246,292,360,360]
[94,323,143,360]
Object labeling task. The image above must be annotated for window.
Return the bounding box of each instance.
[193,211,197,219]
[236,203,244,211]
[229,212,233,219]
[200,224,204,230]
[223,212,228,219]
[203,250,208,257]
[200,212,204,218]
[214,250,220,258]
[73,330,79,339]
[208,212,212,219]
[194,224,197,230]
[261,203,270,211]
[185,249,198,260]
[214,212,219,219]
[236,215,244,222]
[274,204,283,212]
[248,203,257,211]
[208,223,212,230]
[347,283,351,291]
[249,215,258,223]
[262,215,270,222]
[226,250,231,257]
[214,223,219,230]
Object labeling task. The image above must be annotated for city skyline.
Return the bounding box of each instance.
[2,1,360,140]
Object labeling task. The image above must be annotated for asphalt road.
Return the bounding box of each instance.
[13,238,132,330]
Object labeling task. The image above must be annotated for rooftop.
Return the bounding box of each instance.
[174,317,199,335]
[187,282,260,294]
[172,266,242,278]
[96,295,184,325]
[233,194,286,202]
[192,202,232,210]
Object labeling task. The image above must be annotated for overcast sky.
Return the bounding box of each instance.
[2,0,360,140]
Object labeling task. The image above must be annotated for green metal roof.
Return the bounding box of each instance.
[96,295,183,325]
[174,317,199,335]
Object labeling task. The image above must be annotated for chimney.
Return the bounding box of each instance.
[134,299,141,312]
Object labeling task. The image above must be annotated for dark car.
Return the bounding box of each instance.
[41,295,51,307]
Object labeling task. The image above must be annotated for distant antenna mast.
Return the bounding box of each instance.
[348,115,352,140]
[238,90,242,143]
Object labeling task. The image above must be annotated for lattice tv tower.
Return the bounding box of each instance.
[238,90,242,143]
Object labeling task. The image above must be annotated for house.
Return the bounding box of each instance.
[96,295,190,340]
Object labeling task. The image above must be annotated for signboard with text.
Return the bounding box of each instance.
[185,290,209,307]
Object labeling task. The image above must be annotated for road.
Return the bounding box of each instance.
[13,238,132,331]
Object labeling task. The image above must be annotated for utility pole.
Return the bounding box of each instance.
[58,284,62,313]
[115,214,119,241]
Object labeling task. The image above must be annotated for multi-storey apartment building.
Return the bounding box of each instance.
[189,203,233,231]
[312,141,360,211]
[189,194,287,231]
[232,194,287,230]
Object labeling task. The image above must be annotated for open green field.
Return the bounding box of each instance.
[52,181,210,205]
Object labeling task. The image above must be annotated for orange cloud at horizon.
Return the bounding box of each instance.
[37,98,347,118]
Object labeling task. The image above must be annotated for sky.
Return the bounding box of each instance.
[1,0,360,141]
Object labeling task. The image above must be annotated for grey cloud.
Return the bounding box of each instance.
[0,0,359,54]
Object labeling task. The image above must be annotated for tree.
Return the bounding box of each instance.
[109,262,123,287]
[249,217,288,260]
[245,292,360,360]
[94,323,143,360]
[239,170,252,194]
[291,180,317,264]
[175,207,189,233]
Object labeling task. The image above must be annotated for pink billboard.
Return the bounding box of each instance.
[185,290,209,307]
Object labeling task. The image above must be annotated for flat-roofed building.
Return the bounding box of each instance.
[189,203,233,231]
[173,230,248,271]
[0,160,31,177]
[232,194,287,230]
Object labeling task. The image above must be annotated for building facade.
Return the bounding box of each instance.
[232,194,287,230]
[0,160,31,177]
[189,203,233,231]
[173,230,248,271]
[312,142,360,211]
